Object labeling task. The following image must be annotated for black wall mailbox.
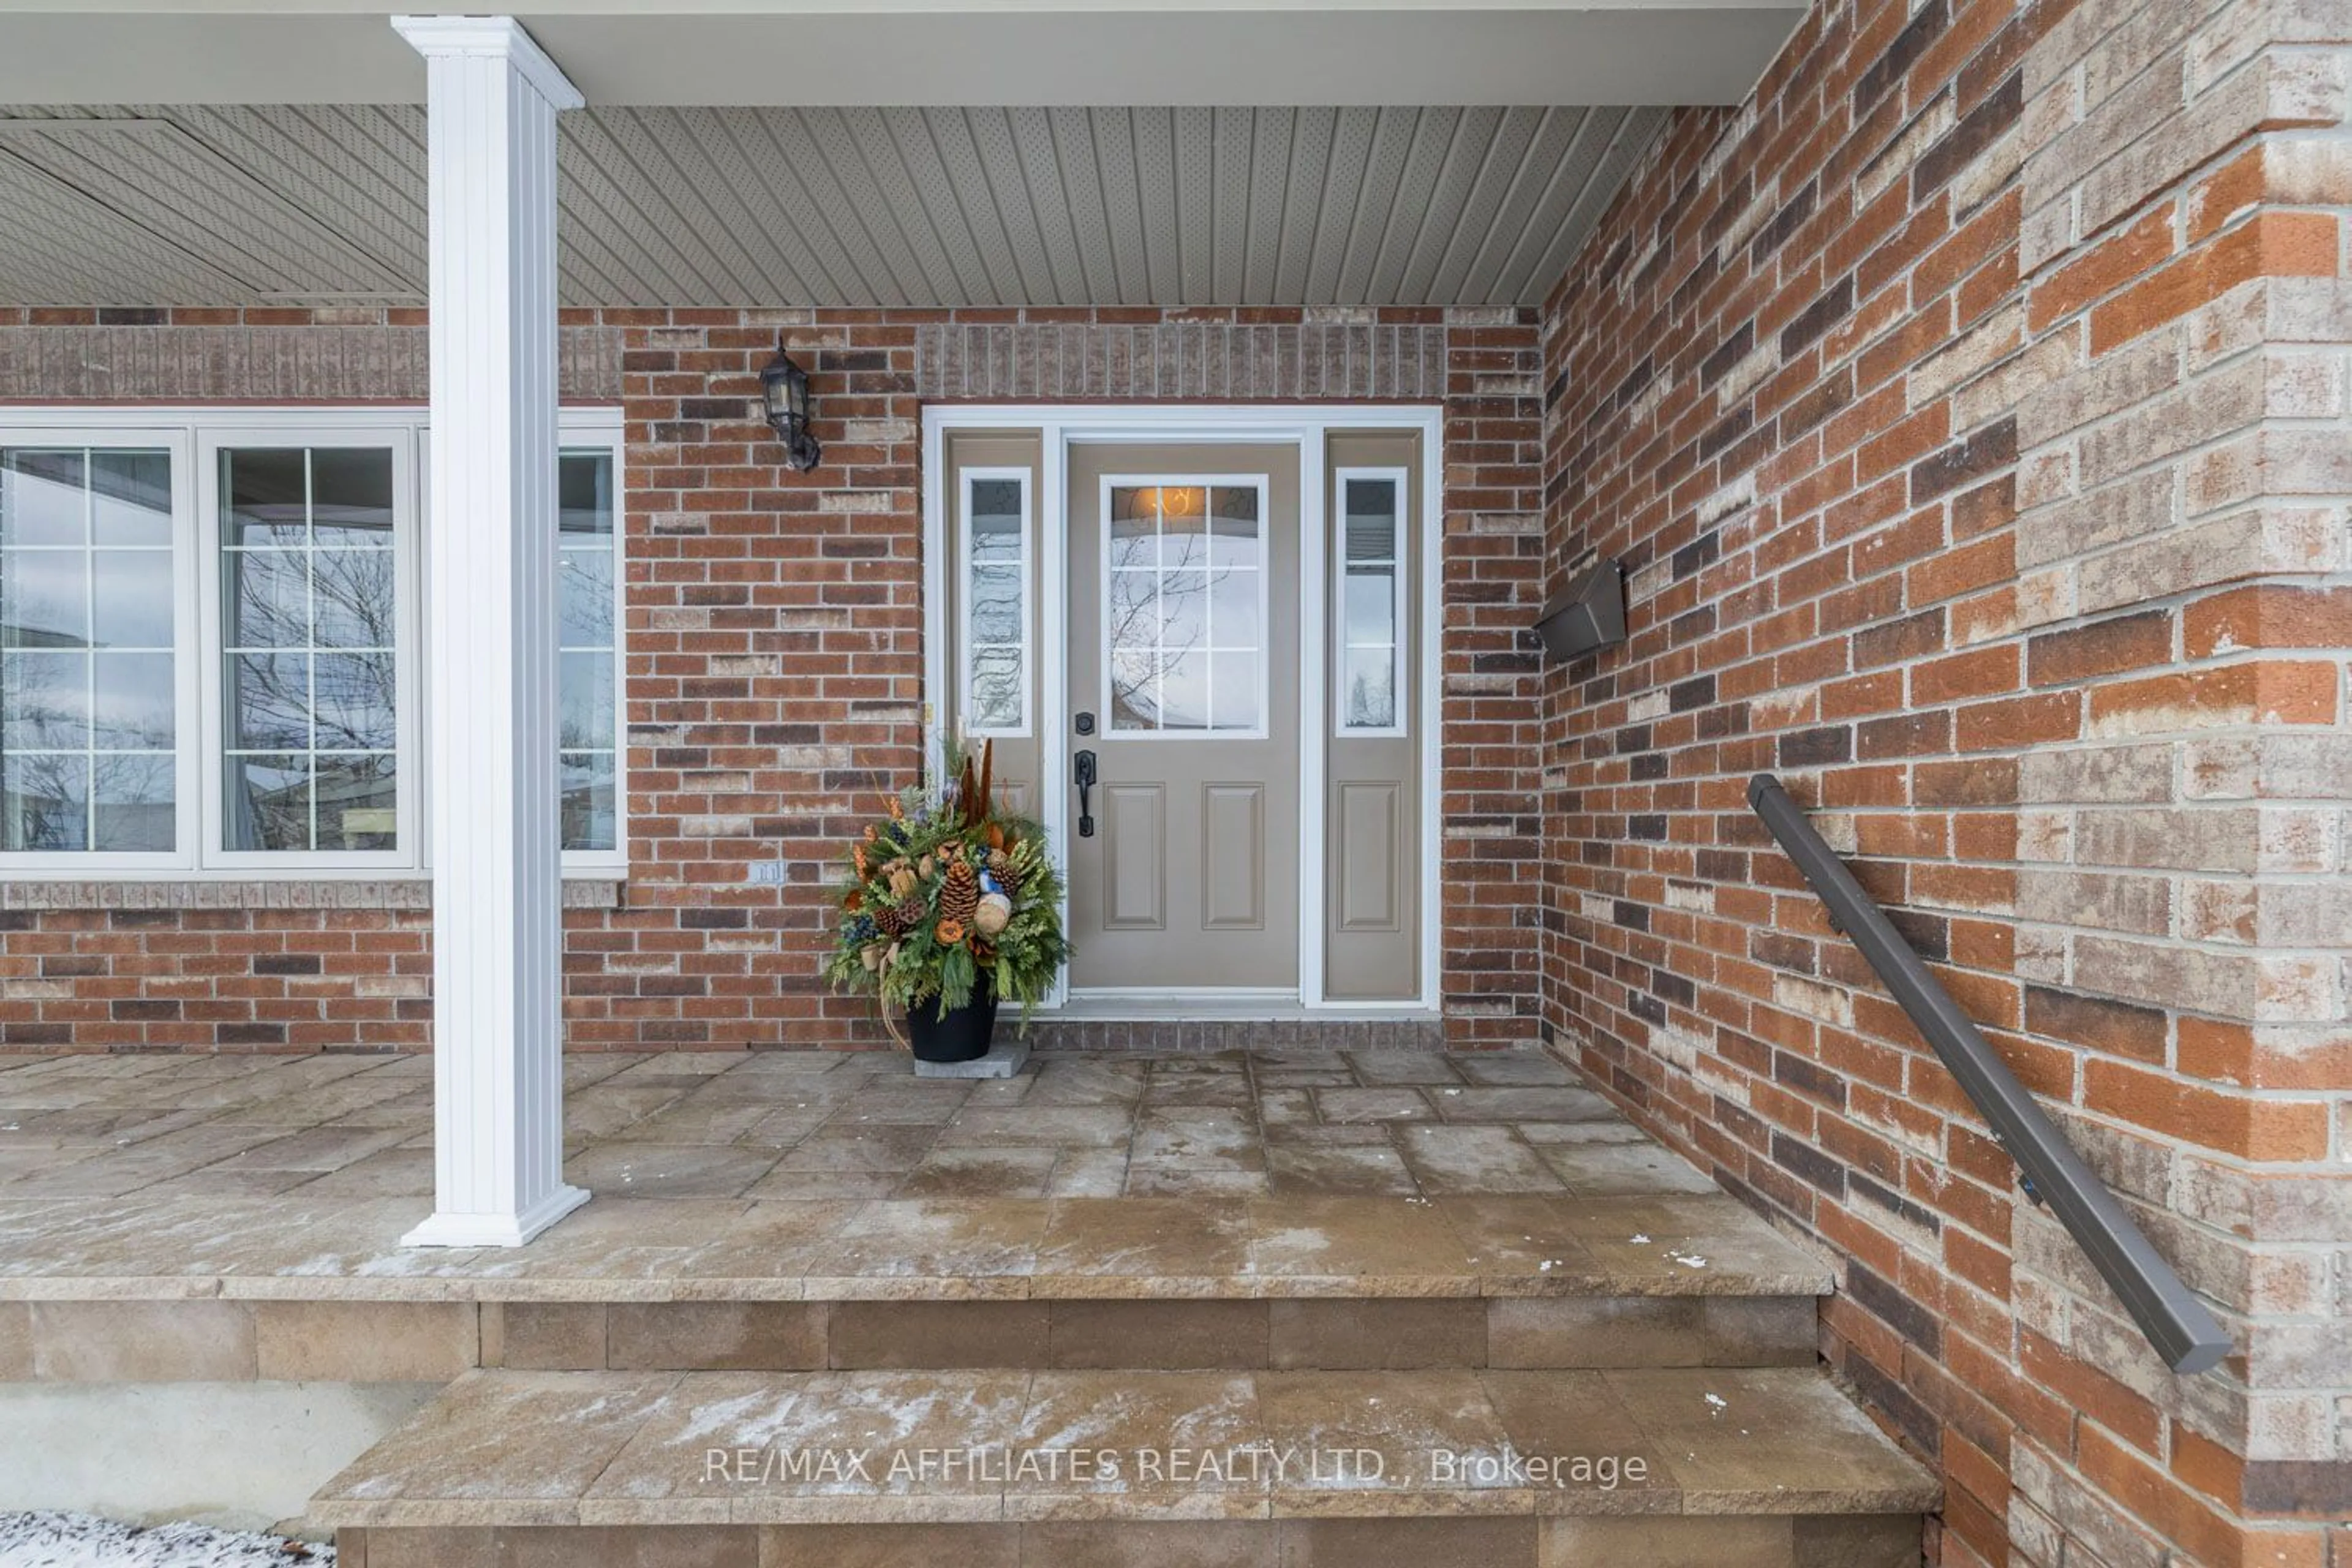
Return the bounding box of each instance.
[1532,557,1626,663]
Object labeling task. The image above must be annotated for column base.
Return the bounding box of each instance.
[401,1182,591,1250]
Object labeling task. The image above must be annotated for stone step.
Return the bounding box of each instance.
[470,1183,1832,1377]
[487,1292,1820,1373]
[315,1367,1937,1565]
[0,1191,1831,1305]
[320,1188,1831,1300]
[0,1287,1819,1387]
[6,1191,1833,1381]
[334,1515,1929,1567]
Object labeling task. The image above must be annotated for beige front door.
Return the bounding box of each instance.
[1065,442,1301,992]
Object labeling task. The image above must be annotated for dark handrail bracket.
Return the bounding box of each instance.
[1746,772,2230,1376]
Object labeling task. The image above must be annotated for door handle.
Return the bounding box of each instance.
[1074,749,1097,839]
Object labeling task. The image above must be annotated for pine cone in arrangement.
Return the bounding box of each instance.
[987,848,1023,896]
[940,858,979,926]
[873,899,907,938]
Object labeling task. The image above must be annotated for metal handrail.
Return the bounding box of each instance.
[1746,772,2230,1376]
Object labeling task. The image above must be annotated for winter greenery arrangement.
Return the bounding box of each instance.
[822,737,1071,1028]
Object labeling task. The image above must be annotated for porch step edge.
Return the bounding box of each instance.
[0,1190,1836,1303]
[310,1366,1942,1531]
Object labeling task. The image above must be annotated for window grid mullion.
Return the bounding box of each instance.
[81,450,99,846]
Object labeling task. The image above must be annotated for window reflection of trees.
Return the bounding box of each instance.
[1339,480,1401,731]
[1107,485,1259,732]
[6,441,629,859]
[557,452,617,853]
[962,480,1025,731]
[1,449,176,851]
[221,450,398,853]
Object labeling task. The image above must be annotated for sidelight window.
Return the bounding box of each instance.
[959,469,1030,736]
[1334,469,1407,736]
[558,450,620,853]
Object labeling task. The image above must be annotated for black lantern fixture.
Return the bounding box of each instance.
[759,349,822,473]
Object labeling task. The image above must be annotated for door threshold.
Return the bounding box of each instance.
[1044,990,1437,1023]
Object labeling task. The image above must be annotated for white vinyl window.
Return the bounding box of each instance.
[1,440,194,864]
[958,469,1030,736]
[208,437,412,864]
[1102,477,1270,737]
[1335,468,1408,736]
[0,409,625,878]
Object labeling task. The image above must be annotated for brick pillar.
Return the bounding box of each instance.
[2012,0,2352,1544]
[1535,0,2352,1561]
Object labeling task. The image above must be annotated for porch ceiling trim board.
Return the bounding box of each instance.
[0,3,1806,109]
[0,104,1672,308]
[394,13,589,1249]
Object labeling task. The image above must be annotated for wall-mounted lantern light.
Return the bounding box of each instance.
[759,349,822,473]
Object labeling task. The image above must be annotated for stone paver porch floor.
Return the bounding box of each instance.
[0,1046,1828,1302]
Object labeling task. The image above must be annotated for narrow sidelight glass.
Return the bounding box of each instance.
[962,473,1029,734]
[1337,474,1403,733]
[557,450,619,852]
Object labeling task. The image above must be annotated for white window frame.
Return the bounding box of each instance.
[956,466,1032,739]
[1332,464,1411,739]
[0,427,201,873]
[1097,472,1273,742]
[0,405,628,881]
[552,415,629,874]
[198,420,422,873]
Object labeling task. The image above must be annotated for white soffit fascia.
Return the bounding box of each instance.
[0,3,1803,108]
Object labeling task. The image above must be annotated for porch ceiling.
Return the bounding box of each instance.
[0,102,1673,309]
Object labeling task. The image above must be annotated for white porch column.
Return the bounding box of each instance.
[394,15,587,1248]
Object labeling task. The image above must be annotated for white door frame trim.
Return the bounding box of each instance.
[921,402,1444,1015]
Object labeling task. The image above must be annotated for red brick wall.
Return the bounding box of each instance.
[1537,0,2351,1562]
[0,304,1545,1054]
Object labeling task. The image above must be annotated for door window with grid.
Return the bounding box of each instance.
[1104,481,1267,736]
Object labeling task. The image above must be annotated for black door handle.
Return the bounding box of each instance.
[1074,749,1096,838]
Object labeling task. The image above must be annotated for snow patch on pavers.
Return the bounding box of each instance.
[0,1512,330,1567]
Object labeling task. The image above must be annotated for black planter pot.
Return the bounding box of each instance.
[906,978,998,1063]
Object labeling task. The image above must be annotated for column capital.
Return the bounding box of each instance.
[391,15,584,110]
